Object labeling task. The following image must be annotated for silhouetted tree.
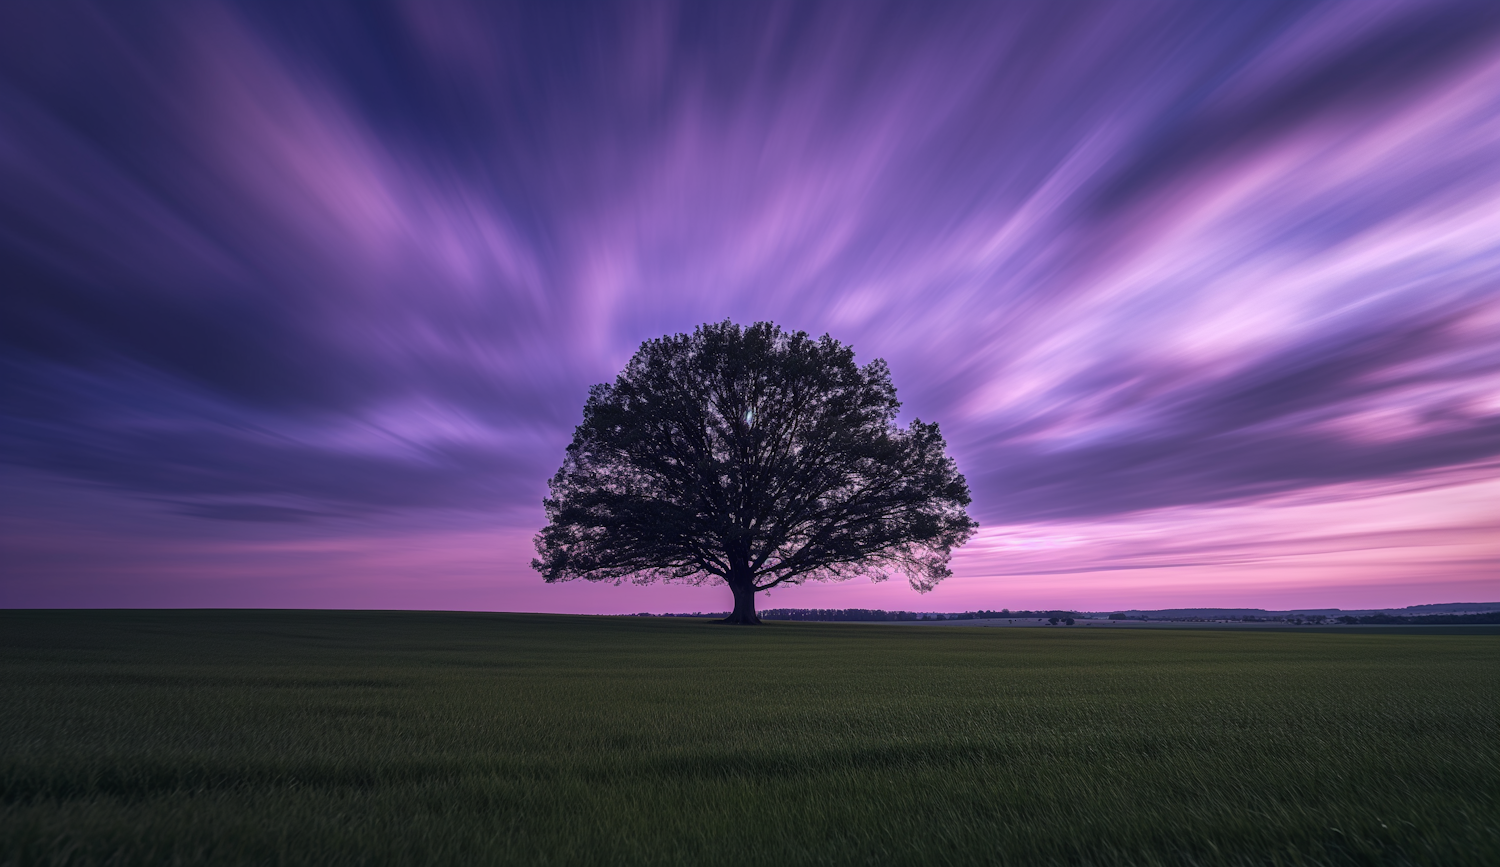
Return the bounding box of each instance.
[533,321,977,624]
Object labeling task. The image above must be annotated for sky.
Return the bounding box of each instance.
[3,0,1498,613]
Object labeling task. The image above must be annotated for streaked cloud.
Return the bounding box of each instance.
[2,0,1497,609]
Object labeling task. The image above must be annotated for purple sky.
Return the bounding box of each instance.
[3,1,1498,613]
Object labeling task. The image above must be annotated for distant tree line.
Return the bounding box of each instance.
[634,609,1499,624]
[760,608,920,621]
[748,608,1080,621]
[634,608,1084,621]
[1333,611,1500,625]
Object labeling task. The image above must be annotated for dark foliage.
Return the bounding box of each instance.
[758,608,1021,622]
[533,321,977,623]
[1336,611,1500,625]
[646,609,1087,622]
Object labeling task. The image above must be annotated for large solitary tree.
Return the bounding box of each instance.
[533,321,977,624]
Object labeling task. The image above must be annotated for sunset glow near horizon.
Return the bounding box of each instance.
[3,1,1498,613]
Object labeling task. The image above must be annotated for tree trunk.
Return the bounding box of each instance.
[716,580,761,625]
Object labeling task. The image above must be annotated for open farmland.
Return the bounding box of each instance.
[2,611,1497,866]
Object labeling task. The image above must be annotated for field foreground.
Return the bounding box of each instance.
[2,611,1497,866]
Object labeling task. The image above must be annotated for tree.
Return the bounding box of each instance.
[533,321,977,624]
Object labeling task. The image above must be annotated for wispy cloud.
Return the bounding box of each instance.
[2,0,1497,609]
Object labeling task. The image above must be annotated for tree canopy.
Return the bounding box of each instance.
[533,321,977,624]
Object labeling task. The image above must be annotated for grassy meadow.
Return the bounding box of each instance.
[2,611,1497,866]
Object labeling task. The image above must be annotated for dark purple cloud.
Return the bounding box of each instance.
[2,0,1497,609]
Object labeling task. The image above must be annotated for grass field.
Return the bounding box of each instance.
[2,611,1497,866]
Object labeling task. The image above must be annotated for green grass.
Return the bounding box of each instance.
[2,611,1497,866]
